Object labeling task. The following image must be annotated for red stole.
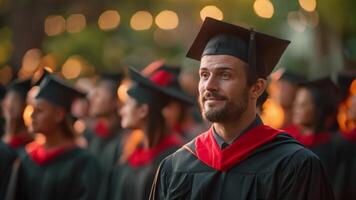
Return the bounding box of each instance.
[94,120,110,138]
[7,132,33,149]
[193,125,282,171]
[27,143,77,165]
[340,128,356,142]
[128,134,183,167]
[284,124,331,148]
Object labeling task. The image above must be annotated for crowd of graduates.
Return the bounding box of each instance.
[1,20,356,200]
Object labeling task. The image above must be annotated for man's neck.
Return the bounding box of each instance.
[213,110,257,143]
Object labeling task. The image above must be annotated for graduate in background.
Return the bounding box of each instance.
[276,69,306,128]
[150,17,334,200]
[1,79,33,155]
[87,72,126,173]
[0,140,17,200]
[288,77,340,179]
[16,75,102,200]
[332,71,356,200]
[99,67,184,200]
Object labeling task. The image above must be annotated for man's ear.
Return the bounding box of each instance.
[250,78,267,99]
[137,104,149,120]
[54,107,66,123]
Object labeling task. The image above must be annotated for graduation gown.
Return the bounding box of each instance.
[150,125,334,200]
[87,122,125,173]
[99,134,182,200]
[284,125,337,180]
[5,132,33,156]
[332,129,356,200]
[16,144,102,200]
[0,141,17,200]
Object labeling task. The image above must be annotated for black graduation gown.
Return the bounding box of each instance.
[150,127,334,200]
[0,141,17,200]
[87,127,125,173]
[16,146,102,200]
[331,131,356,200]
[99,135,182,200]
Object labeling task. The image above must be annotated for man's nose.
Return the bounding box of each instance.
[205,75,218,91]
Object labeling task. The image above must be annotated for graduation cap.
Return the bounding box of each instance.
[127,66,194,106]
[279,70,306,84]
[36,76,86,111]
[6,79,32,99]
[186,17,290,80]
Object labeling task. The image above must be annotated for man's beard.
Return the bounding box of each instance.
[199,88,249,123]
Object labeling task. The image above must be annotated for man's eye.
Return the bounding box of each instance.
[200,72,209,79]
[222,73,231,79]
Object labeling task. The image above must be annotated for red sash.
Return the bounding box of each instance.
[7,132,33,149]
[128,134,182,167]
[194,125,282,171]
[28,143,77,165]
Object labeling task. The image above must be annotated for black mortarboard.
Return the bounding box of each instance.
[279,70,306,84]
[36,75,86,111]
[186,17,290,79]
[127,66,194,105]
[6,79,32,99]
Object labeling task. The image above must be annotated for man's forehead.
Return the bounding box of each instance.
[200,54,247,70]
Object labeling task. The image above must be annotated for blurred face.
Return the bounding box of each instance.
[119,96,147,129]
[277,80,298,108]
[349,95,356,121]
[162,101,183,128]
[89,84,118,117]
[293,88,315,127]
[199,55,250,122]
[1,91,26,121]
[31,99,64,134]
[71,98,89,119]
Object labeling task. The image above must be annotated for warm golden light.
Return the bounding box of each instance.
[98,10,121,31]
[44,15,66,36]
[200,5,224,21]
[260,98,284,129]
[253,0,274,19]
[23,105,34,127]
[117,79,131,103]
[155,10,179,30]
[62,56,83,79]
[66,14,86,33]
[130,11,153,31]
[21,48,42,77]
[74,120,86,134]
[299,0,317,12]
[350,79,356,95]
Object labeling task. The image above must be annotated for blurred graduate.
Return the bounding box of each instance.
[99,66,186,200]
[15,75,102,200]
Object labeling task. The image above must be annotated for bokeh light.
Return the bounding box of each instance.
[62,56,83,79]
[299,0,317,12]
[253,0,274,19]
[200,5,223,21]
[155,10,179,30]
[44,15,65,36]
[130,11,153,31]
[66,14,86,33]
[98,10,121,31]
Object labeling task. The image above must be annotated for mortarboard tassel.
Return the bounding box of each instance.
[248,29,258,85]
